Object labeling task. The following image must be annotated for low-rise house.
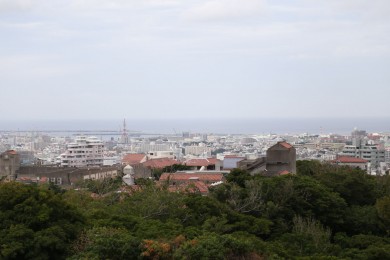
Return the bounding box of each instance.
[159,170,226,194]
[122,153,147,166]
[184,158,221,171]
[142,158,178,169]
[331,156,368,170]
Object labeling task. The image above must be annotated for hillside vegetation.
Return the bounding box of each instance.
[1,161,389,259]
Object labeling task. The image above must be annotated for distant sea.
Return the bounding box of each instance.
[0,118,389,135]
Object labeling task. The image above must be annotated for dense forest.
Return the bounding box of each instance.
[1,161,390,259]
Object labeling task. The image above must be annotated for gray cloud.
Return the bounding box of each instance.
[0,0,389,120]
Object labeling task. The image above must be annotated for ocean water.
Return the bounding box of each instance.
[0,118,389,135]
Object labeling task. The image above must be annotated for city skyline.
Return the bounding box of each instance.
[1,0,389,120]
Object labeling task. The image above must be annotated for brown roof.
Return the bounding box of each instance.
[184,158,220,167]
[159,172,224,182]
[168,181,209,194]
[122,154,146,165]
[332,156,368,163]
[142,158,178,169]
[5,150,18,155]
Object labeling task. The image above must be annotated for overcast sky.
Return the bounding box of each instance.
[1,0,389,120]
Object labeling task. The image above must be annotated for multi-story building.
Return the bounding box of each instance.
[132,143,171,153]
[60,136,104,167]
[385,149,390,163]
[340,145,385,168]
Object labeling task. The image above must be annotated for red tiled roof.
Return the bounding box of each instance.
[279,142,293,149]
[122,154,146,165]
[278,170,290,175]
[168,181,209,194]
[332,156,368,163]
[184,158,220,167]
[6,150,17,155]
[142,158,178,169]
[18,177,35,181]
[159,172,224,182]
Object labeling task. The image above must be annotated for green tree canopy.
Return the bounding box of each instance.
[0,182,84,260]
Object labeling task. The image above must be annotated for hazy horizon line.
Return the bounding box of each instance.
[1,117,389,135]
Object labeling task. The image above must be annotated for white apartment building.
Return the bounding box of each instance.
[60,136,104,167]
[340,145,385,168]
[147,151,175,159]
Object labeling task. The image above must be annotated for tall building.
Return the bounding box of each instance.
[120,119,129,144]
[60,136,104,167]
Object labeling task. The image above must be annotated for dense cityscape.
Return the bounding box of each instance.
[1,120,390,259]
[1,119,389,186]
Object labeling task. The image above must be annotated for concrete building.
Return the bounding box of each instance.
[147,151,175,159]
[0,150,20,181]
[237,157,266,175]
[60,136,104,167]
[266,142,296,175]
[340,145,385,168]
[223,155,245,170]
[385,149,390,163]
[134,143,171,153]
[16,166,119,186]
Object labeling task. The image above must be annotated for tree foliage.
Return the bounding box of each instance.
[0,182,84,259]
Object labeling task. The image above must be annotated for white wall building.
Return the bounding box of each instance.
[61,136,104,167]
[132,143,171,153]
[147,151,175,159]
[340,145,385,168]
